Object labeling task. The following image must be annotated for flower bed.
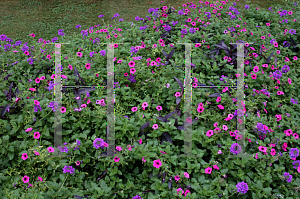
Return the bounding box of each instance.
[0,0,300,198]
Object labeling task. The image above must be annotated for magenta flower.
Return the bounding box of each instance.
[33,132,40,139]
[184,172,190,178]
[34,100,40,105]
[47,147,55,153]
[213,165,219,170]
[130,68,136,74]
[142,102,148,110]
[22,153,28,160]
[60,107,66,113]
[217,105,224,109]
[206,130,214,137]
[153,159,162,168]
[25,127,33,132]
[142,157,146,163]
[152,124,158,129]
[128,61,135,67]
[156,106,162,111]
[175,92,181,97]
[205,167,212,174]
[116,146,122,151]
[85,63,91,69]
[131,107,138,112]
[177,188,184,196]
[22,175,30,183]
[114,157,120,162]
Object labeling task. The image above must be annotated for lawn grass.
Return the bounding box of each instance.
[0,0,297,46]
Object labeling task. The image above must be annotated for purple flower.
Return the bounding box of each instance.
[283,172,292,183]
[62,165,75,174]
[236,181,249,194]
[281,65,290,73]
[289,148,299,159]
[189,27,196,34]
[128,74,137,83]
[291,98,298,104]
[48,101,58,112]
[289,29,296,35]
[273,70,282,79]
[292,160,300,169]
[230,143,242,155]
[93,138,105,149]
[34,105,42,113]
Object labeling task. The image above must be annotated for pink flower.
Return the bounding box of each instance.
[184,189,191,197]
[25,128,33,132]
[22,153,28,160]
[85,63,91,69]
[184,172,190,178]
[214,122,218,127]
[22,175,30,183]
[128,61,135,67]
[213,165,219,170]
[177,188,184,196]
[34,100,40,105]
[205,167,212,174]
[174,175,180,181]
[258,146,267,153]
[77,52,82,57]
[127,145,132,151]
[270,148,276,156]
[37,176,43,182]
[175,92,181,97]
[206,130,214,137]
[156,106,162,111]
[33,132,40,139]
[114,157,120,162]
[153,159,162,168]
[116,146,122,151]
[60,107,66,113]
[131,107,138,112]
[142,102,148,110]
[152,124,158,130]
[47,147,55,153]
[186,117,192,123]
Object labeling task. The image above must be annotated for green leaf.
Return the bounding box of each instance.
[17,115,23,124]
[263,187,272,195]
[256,180,263,190]
[8,152,14,160]
[59,174,65,181]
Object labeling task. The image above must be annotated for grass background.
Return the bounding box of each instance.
[0,0,298,46]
